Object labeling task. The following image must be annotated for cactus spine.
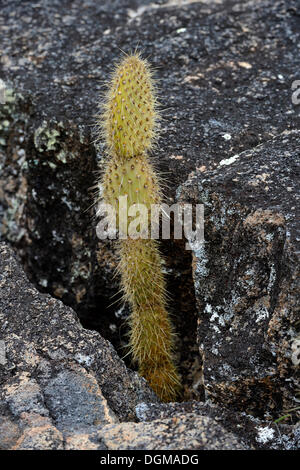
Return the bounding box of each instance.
[98,53,181,401]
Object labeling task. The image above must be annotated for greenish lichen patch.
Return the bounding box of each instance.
[56,150,67,163]
[0,80,18,106]
[34,122,61,152]
[0,120,11,130]
[32,121,81,164]
[3,88,17,104]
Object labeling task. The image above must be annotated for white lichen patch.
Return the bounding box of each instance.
[211,347,219,356]
[209,307,225,327]
[74,353,94,367]
[193,243,209,280]
[291,337,300,366]
[267,264,276,293]
[0,340,7,365]
[265,232,274,242]
[210,206,227,230]
[256,426,275,444]
[135,402,150,421]
[255,304,270,323]
[204,304,212,314]
[218,363,239,380]
[211,324,221,334]
[218,154,239,166]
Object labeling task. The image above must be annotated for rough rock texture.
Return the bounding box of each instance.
[95,413,247,450]
[0,243,248,450]
[177,129,300,418]
[0,0,300,450]
[135,400,300,450]
[0,242,159,449]
[64,414,248,450]
[1,0,299,353]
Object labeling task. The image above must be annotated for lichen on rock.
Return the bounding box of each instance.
[0,0,299,450]
[177,130,300,419]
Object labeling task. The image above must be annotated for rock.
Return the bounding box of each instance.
[96,413,248,450]
[0,242,250,450]
[0,415,22,450]
[0,242,158,449]
[0,0,299,448]
[13,420,64,451]
[1,0,300,363]
[177,129,299,419]
[135,400,300,450]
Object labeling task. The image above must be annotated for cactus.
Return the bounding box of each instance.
[97,53,181,401]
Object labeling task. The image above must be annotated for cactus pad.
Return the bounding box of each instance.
[101,54,158,159]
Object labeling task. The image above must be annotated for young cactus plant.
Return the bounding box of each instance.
[97,53,181,402]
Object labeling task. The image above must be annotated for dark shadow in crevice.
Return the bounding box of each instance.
[15,224,203,402]
[76,233,204,402]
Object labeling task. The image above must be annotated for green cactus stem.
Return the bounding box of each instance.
[97,53,181,402]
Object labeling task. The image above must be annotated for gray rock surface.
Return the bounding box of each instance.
[0,242,158,449]
[135,400,300,450]
[63,413,248,450]
[95,413,247,450]
[0,243,248,450]
[1,0,299,354]
[177,129,299,418]
[0,0,299,450]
